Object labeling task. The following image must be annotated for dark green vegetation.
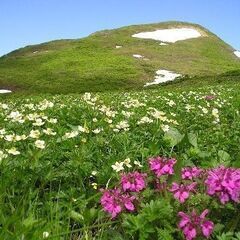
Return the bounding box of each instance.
[0,21,240,94]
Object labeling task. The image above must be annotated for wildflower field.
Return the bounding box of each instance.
[0,85,240,239]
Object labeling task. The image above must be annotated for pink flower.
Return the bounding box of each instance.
[100,188,135,218]
[205,166,240,204]
[170,182,197,203]
[149,156,176,177]
[121,171,147,192]
[205,95,215,100]
[182,167,203,180]
[178,209,214,240]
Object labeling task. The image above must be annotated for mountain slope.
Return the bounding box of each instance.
[0,21,240,94]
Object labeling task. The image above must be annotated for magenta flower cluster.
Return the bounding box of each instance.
[182,167,203,180]
[205,166,240,204]
[100,171,146,218]
[100,188,135,218]
[149,156,176,177]
[121,171,147,192]
[100,156,240,239]
[178,209,214,240]
[170,182,197,203]
[205,95,215,100]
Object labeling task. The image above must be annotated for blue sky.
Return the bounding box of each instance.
[0,0,240,56]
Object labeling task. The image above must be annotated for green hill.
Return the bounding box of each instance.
[0,21,240,94]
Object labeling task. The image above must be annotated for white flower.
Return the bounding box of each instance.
[15,135,24,141]
[167,100,176,107]
[134,160,143,168]
[123,158,132,168]
[91,183,98,190]
[212,108,219,117]
[1,103,8,109]
[83,92,91,101]
[64,131,79,139]
[78,126,89,133]
[91,171,97,176]
[39,100,54,110]
[48,118,57,124]
[43,128,56,136]
[0,128,6,135]
[115,121,129,131]
[105,110,116,118]
[185,104,193,112]
[202,107,208,114]
[7,147,20,155]
[111,161,124,172]
[43,231,49,238]
[35,140,45,149]
[137,116,153,125]
[8,111,22,121]
[151,110,166,119]
[21,135,28,140]
[105,118,113,124]
[4,134,14,142]
[113,128,120,133]
[122,110,132,118]
[161,124,170,132]
[29,130,41,139]
[93,118,98,122]
[92,128,101,134]
[33,118,45,126]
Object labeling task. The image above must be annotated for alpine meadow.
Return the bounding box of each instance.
[0,15,240,240]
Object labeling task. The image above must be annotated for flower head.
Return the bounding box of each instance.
[7,147,20,155]
[182,167,203,180]
[111,161,124,172]
[121,171,146,192]
[35,140,45,149]
[178,209,214,240]
[100,188,135,218]
[205,166,240,204]
[149,156,176,177]
[205,95,215,100]
[170,182,197,203]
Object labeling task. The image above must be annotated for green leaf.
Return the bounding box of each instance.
[70,210,84,223]
[123,214,153,239]
[234,232,240,240]
[216,232,234,240]
[22,215,38,228]
[164,127,184,147]
[157,228,174,240]
[218,150,231,165]
[141,199,173,223]
[188,132,198,147]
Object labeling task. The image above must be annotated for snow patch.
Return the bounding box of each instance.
[132,28,201,43]
[133,54,144,59]
[234,51,240,58]
[160,42,168,46]
[0,89,12,94]
[116,45,122,49]
[144,70,181,87]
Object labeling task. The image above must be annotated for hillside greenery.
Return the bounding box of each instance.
[0,21,240,94]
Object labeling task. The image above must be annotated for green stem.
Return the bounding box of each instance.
[49,220,119,238]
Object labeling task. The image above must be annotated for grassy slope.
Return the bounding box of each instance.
[0,21,240,94]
